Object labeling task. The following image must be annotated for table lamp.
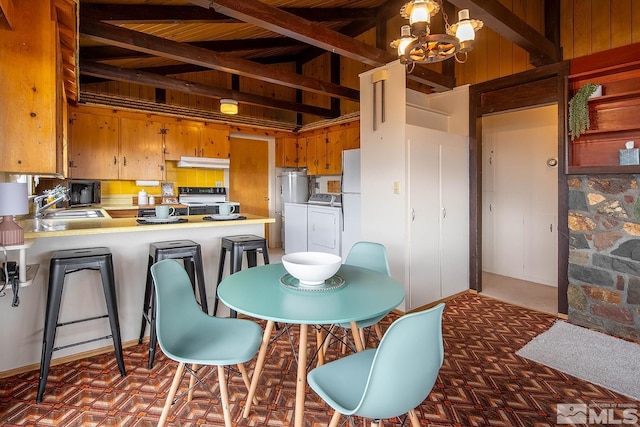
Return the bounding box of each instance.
[0,182,29,246]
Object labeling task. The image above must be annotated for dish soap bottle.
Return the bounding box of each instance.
[138,189,148,206]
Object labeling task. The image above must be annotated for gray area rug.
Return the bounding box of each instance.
[516,320,640,401]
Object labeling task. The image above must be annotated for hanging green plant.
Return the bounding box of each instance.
[568,82,600,141]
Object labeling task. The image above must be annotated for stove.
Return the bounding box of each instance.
[178,187,240,215]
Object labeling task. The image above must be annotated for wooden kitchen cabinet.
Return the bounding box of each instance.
[69,107,164,180]
[0,4,62,175]
[69,111,120,179]
[276,135,305,167]
[163,122,201,160]
[304,131,328,175]
[200,124,230,158]
[119,117,164,180]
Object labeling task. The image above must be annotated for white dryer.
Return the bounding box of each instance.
[307,194,342,256]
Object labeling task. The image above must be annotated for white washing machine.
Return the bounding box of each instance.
[307,194,342,256]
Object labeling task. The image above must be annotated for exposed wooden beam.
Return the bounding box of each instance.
[187,0,454,91]
[81,4,375,24]
[81,38,304,61]
[79,19,360,102]
[447,0,561,65]
[80,60,337,118]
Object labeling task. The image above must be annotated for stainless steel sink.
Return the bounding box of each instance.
[42,209,108,219]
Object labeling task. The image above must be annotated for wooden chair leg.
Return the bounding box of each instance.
[218,365,233,427]
[237,363,258,406]
[373,323,383,340]
[359,328,366,349]
[328,410,342,427]
[408,409,421,427]
[187,363,198,402]
[158,362,185,427]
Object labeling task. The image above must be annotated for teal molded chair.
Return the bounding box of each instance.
[325,242,392,353]
[151,259,263,427]
[308,303,445,427]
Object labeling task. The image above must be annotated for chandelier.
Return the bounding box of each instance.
[391,0,483,68]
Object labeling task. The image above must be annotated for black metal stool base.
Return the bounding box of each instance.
[37,247,126,403]
[214,235,269,317]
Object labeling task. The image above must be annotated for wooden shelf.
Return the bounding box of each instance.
[587,90,640,105]
[568,165,640,175]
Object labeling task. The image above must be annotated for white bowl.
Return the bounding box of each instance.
[282,252,342,286]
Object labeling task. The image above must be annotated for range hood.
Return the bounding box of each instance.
[176,156,230,169]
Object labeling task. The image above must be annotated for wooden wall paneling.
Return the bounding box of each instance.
[572,0,592,58]
[611,0,633,48]
[592,0,612,52]
[560,0,574,59]
[634,1,640,43]
[485,29,502,81]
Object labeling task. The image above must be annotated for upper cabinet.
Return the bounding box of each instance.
[119,117,164,180]
[0,4,65,175]
[164,121,229,160]
[275,134,305,168]
[297,120,359,175]
[200,124,230,159]
[69,106,164,180]
[568,45,640,174]
[163,122,201,160]
[69,110,119,179]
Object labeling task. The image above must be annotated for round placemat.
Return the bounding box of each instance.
[279,274,345,291]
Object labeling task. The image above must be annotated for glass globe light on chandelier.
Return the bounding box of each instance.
[391,0,483,68]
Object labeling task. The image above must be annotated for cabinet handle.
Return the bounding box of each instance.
[489,203,493,212]
[194,148,197,156]
[442,207,447,219]
[411,208,415,222]
[113,156,117,165]
[123,156,127,166]
[550,223,553,232]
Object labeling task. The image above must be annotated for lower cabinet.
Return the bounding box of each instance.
[407,126,469,310]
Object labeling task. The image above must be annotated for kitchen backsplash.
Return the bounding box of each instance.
[101,161,225,204]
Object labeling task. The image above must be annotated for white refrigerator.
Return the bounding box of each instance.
[341,149,361,258]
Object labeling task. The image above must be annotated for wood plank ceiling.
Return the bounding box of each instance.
[56,0,561,126]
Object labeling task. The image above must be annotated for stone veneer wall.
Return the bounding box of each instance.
[568,175,640,341]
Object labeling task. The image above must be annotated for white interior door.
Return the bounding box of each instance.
[440,134,470,297]
[408,129,441,310]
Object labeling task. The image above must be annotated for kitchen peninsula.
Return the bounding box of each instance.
[0,214,274,375]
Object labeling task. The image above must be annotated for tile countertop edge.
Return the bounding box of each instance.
[20,214,275,239]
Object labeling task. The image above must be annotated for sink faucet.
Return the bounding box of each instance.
[34,185,70,218]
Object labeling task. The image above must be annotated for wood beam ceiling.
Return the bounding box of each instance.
[74,0,562,120]
[79,18,360,102]
[80,60,337,118]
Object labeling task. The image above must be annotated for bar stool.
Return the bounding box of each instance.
[37,247,126,403]
[138,240,208,369]
[214,235,270,317]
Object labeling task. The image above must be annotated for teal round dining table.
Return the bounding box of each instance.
[217,262,405,427]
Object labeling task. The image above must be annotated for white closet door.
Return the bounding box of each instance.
[408,134,440,310]
[440,134,470,297]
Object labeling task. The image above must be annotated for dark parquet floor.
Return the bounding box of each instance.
[1,292,638,426]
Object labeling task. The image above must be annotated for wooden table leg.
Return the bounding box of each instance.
[243,320,275,418]
[295,323,308,427]
[315,325,324,367]
[350,321,364,352]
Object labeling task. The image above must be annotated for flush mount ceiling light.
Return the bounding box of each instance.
[220,99,238,115]
[390,0,483,70]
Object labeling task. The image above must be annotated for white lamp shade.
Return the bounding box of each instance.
[409,0,431,25]
[0,183,29,216]
[455,10,476,43]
